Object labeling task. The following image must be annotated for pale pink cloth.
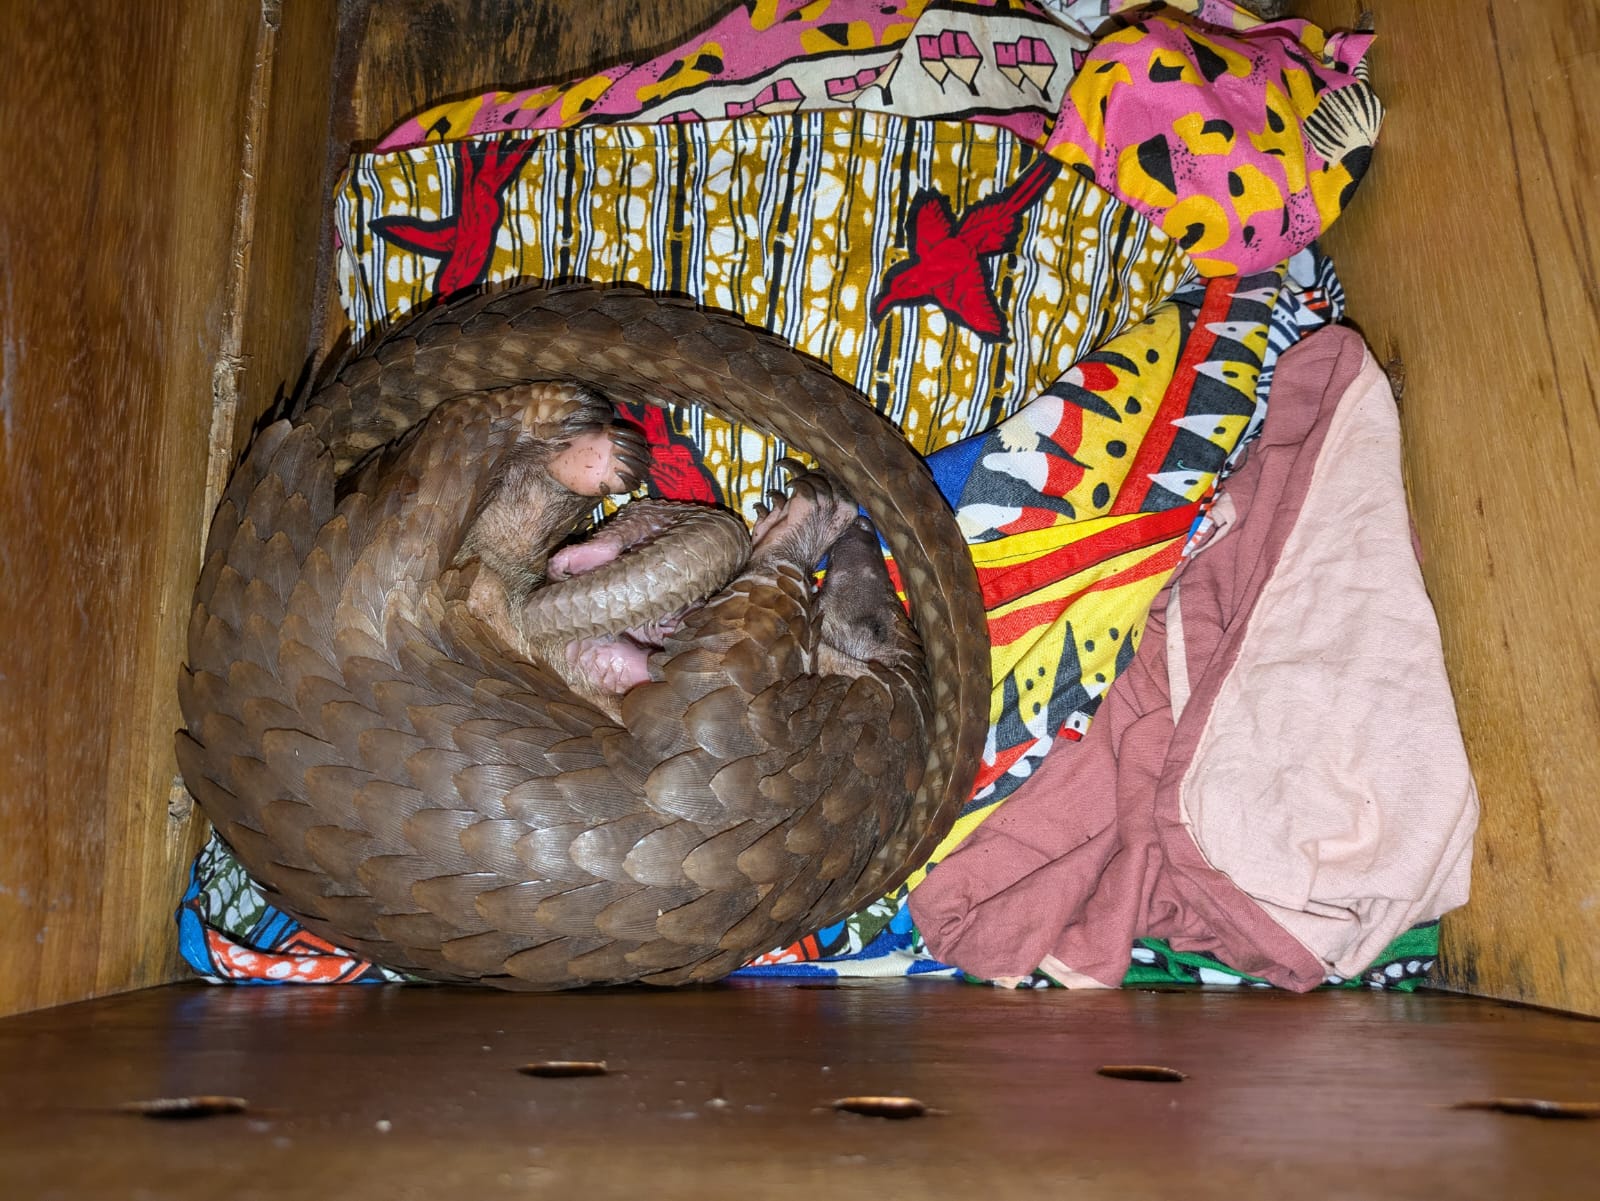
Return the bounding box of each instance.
[910,327,1478,989]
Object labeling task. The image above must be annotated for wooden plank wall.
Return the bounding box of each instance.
[1295,1,1600,1015]
[5,0,1589,1020]
[0,0,337,1017]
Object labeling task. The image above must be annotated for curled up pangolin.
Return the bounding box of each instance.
[458,384,918,721]
[176,284,988,989]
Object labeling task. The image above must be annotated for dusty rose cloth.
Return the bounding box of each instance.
[909,327,1478,990]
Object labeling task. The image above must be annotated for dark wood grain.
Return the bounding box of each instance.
[3,982,1599,1199]
[1293,1,1600,1017]
[221,1,346,470]
[0,0,337,1018]
[346,0,732,148]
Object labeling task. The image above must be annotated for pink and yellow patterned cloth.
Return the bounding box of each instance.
[182,0,1386,986]
[376,0,1376,277]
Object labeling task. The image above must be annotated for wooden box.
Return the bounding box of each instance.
[3,5,1598,1196]
[1,0,1593,1042]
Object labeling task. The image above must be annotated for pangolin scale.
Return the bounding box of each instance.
[176,283,988,989]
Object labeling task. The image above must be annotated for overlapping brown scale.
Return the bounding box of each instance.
[303,823,382,881]
[400,808,482,874]
[655,887,762,946]
[566,813,672,879]
[513,823,596,884]
[408,871,506,931]
[309,894,387,944]
[620,821,705,888]
[438,929,545,974]
[679,821,772,890]
[177,283,987,987]
[496,942,592,988]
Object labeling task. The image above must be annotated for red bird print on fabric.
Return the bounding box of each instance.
[370,136,538,300]
[872,154,1062,342]
[617,403,721,505]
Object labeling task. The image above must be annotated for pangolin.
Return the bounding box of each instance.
[175,283,988,988]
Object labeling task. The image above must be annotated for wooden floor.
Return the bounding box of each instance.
[3,981,1597,1200]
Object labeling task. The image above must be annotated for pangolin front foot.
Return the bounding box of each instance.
[750,464,859,569]
[544,419,649,498]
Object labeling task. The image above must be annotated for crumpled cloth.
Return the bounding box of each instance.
[909,326,1478,989]
[376,0,1377,280]
[177,0,1408,987]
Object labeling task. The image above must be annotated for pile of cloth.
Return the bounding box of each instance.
[180,0,1477,991]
